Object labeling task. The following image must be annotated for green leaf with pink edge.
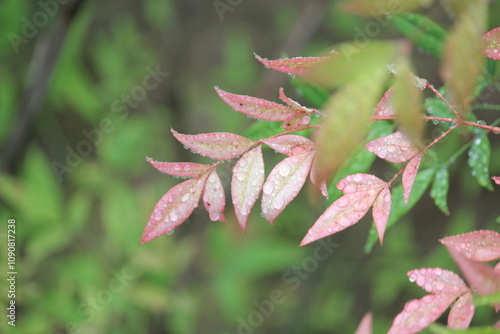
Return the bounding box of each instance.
[146,157,212,177]
[254,54,331,75]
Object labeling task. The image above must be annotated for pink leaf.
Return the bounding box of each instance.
[146,157,212,177]
[484,27,500,60]
[440,230,500,262]
[372,187,391,244]
[365,132,420,163]
[231,145,265,231]
[354,312,372,334]
[336,173,387,195]
[403,153,422,204]
[492,176,500,185]
[203,169,226,222]
[281,112,312,130]
[407,268,469,296]
[172,129,257,160]
[310,157,328,198]
[278,87,316,113]
[215,87,303,122]
[301,191,378,246]
[141,175,208,243]
[448,292,474,329]
[255,53,331,75]
[262,151,315,224]
[373,88,396,118]
[388,294,457,334]
[444,248,500,296]
[262,135,316,156]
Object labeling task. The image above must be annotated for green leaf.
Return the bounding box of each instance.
[327,120,393,202]
[313,66,388,181]
[429,323,500,334]
[243,120,283,141]
[425,93,456,121]
[430,165,450,215]
[467,130,493,190]
[365,168,436,252]
[391,56,425,146]
[440,0,487,117]
[291,78,330,108]
[392,13,447,59]
[304,41,397,89]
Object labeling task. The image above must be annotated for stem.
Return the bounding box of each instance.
[472,103,500,111]
[425,83,462,121]
[388,168,404,186]
[424,126,456,152]
[462,120,500,133]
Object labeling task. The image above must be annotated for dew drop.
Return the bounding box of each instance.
[278,163,291,177]
[181,194,190,202]
[236,172,246,181]
[263,182,274,195]
[167,230,175,235]
[273,194,285,210]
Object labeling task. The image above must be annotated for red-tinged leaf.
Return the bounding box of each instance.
[388,294,457,334]
[231,146,264,231]
[215,87,303,122]
[301,191,379,246]
[372,187,391,244]
[403,154,423,204]
[279,87,316,113]
[171,129,257,160]
[141,175,208,243]
[281,112,311,130]
[407,268,469,296]
[336,173,387,195]
[354,312,372,334]
[255,53,331,75]
[493,176,500,185]
[440,230,500,262]
[310,158,328,198]
[146,157,212,177]
[484,27,500,60]
[373,88,396,118]
[446,249,500,296]
[262,151,315,224]
[448,292,474,329]
[203,169,226,222]
[365,132,420,164]
[262,135,315,156]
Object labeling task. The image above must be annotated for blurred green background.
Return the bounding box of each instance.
[0,0,499,333]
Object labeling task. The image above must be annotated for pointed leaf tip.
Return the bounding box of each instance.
[203,169,226,222]
[407,268,469,296]
[440,230,500,262]
[171,129,256,160]
[147,157,212,177]
[403,154,423,204]
[215,87,304,123]
[354,312,372,334]
[141,175,208,244]
[254,53,331,75]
